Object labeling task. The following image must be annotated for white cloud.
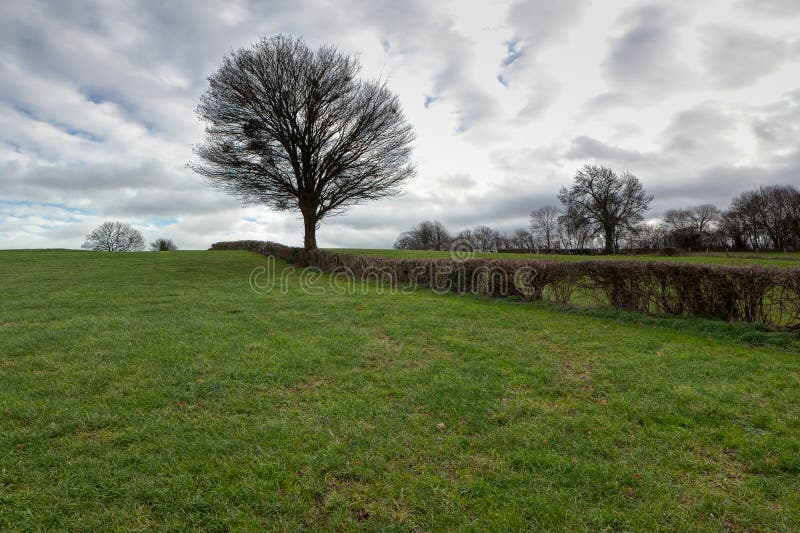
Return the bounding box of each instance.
[0,0,799,249]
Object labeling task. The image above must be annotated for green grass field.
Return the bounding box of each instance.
[1,250,799,530]
[333,248,800,268]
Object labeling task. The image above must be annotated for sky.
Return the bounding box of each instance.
[1,0,799,250]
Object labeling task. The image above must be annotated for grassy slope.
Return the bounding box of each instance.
[1,250,799,531]
[333,248,800,268]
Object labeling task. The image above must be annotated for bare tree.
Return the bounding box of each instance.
[631,222,668,249]
[150,238,178,251]
[557,213,595,250]
[693,204,721,236]
[727,185,800,250]
[663,208,694,248]
[529,205,560,249]
[449,226,501,252]
[718,209,747,250]
[729,190,767,249]
[663,204,719,250]
[454,228,475,249]
[558,164,652,254]
[82,222,145,252]
[507,228,535,250]
[394,220,450,250]
[754,185,800,250]
[471,225,502,252]
[191,35,415,250]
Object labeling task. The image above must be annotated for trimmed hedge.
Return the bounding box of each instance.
[212,240,800,328]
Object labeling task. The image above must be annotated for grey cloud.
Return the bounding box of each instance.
[1,159,241,221]
[111,188,241,217]
[2,162,166,194]
[502,0,587,118]
[357,0,499,133]
[439,174,478,188]
[661,103,739,155]
[578,92,629,117]
[603,4,696,99]
[2,1,799,250]
[490,144,564,176]
[752,89,800,155]
[517,75,561,120]
[505,0,588,49]
[648,157,800,214]
[736,0,800,17]
[447,86,501,134]
[612,122,646,139]
[701,26,795,88]
[563,136,656,166]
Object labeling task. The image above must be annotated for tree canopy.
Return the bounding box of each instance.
[191,35,415,250]
[558,165,652,253]
[82,222,145,252]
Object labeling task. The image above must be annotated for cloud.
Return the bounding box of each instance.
[602,4,696,100]
[563,136,660,166]
[505,0,588,49]
[751,89,800,157]
[1,1,799,249]
[736,0,800,17]
[701,26,796,88]
[500,0,587,118]
[356,0,501,134]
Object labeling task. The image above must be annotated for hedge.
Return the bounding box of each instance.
[211,240,800,328]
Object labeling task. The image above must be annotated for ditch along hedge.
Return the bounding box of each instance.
[212,240,800,328]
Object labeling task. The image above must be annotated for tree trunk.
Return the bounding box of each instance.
[303,213,318,251]
[603,226,615,254]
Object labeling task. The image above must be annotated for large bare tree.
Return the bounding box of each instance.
[82,222,145,252]
[191,35,415,250]
[558,164,652,254]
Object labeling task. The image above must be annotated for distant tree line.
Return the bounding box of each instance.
[395,165,800,254]
[395,221,506,252]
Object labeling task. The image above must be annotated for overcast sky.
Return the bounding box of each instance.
[1,0,799,249]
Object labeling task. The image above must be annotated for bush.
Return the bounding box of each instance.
[211,240,800,328]
[150,238,178,251]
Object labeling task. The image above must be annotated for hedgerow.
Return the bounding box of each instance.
[211,240,800,328]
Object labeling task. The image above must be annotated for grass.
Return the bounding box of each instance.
[333,248,800,268]
[1,249,799,530]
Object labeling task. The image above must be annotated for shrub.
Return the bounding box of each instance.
[211,240,800,328]
[150,238,178,251]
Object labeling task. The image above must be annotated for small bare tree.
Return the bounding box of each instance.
[191,35,415,250]
[529,205,560,249]
[394,220,451,250]
[82,222,145,252]
[471,225,502,252]
[663,204,720,250]
[558,165,652,254]
[508,228,535,250]
[557,214,595,250]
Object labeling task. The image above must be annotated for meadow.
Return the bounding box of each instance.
[333,248,800,268]
[1,250,799,530]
